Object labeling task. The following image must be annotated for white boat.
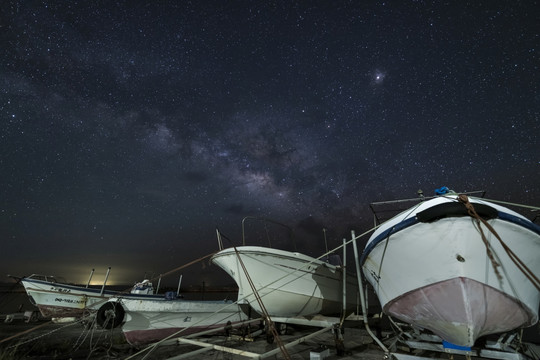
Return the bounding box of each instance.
[98,294,249,345]
[20,273,154,318]
[211,218,359,318]
[20,274,118,318]
[361,189,540,347]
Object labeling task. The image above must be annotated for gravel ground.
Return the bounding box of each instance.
[0,317,386,360]
[1,314,538,359]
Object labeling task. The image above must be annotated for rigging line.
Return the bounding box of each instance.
[232,245,291,360]
[459,194,503,281]
[5,317,86,348]
[150,251,217,281]
[481,197,540,212]
[458,195,540,291]
[376,229,391,293]
[0,320,52,344]
[471,197,540,289]
[373,202,422,289]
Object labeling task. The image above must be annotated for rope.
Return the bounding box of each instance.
[5,318,86,349]
[148,252,217,281]
[458,194,540,291]
[0,320,52,344]
[481,197,540,212]
[458,194,503,281]
[232,245,291,360]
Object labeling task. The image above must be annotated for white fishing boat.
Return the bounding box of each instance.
[361,188,540,347]
[211,217,359,318]
[19,270,154,318]
[20,276,115,318]
[97,295,249,345]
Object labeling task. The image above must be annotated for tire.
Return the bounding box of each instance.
[276,322,287,335]
[96,302,125,329]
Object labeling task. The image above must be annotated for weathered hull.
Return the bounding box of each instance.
[211,246,358,318]
[386,277,534,346]
[117,298,249,345]
[362,195,540,346]
[21,279,120,318]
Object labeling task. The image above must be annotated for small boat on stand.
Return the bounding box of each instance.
[19,268,122,318]
[361,188,540,348]
[96,274,251,345]
[211,217,359,318]
[99,295,250,345]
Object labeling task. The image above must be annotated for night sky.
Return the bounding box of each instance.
[2,1,539,287]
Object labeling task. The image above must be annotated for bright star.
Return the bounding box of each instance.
[372,70,386,85]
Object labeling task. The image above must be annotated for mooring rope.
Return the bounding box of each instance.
[232,245,292,360]
[458,194,503,281]
[0,320,52,345]
[458,194,540,291]
[148,251,217,281]
[4,317,86,349]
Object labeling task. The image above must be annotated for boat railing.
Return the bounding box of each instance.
[240,216,295,249]
[27,274,66,283]
[216,217,295,251]
[369,189,486,226]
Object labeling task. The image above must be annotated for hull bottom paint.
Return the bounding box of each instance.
[385,277,535,346]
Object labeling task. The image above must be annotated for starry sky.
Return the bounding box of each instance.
[2,1,539,287]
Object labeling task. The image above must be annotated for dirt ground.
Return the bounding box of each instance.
[1,315,538,360]
[0,317,384,360]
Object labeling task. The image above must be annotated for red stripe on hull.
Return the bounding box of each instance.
[37,305,88,318]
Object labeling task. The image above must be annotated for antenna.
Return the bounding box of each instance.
[323,228,329,255]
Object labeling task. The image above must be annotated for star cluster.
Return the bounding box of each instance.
[1,1,538,284]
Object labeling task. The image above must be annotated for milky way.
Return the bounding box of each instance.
[1,1,538,285]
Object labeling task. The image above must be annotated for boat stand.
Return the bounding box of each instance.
[159,319,335,360]
[384,324,538,360]
[270,315,347,353]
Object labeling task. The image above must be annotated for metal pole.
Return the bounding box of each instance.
[172,338,260,359]
[216,228,223,250]
[86,268,95,288]
[342,238,347,317]
[100,267,111,296]
[156,274,162,294]
[323,228,328,256]
[177,274,183,297]
[259,325,333,359]
[351,230,389,353]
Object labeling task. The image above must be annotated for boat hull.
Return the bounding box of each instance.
[20,278,119,318]
[116,298,249,345]
[211,246,358,318]
[362,195,540,346]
